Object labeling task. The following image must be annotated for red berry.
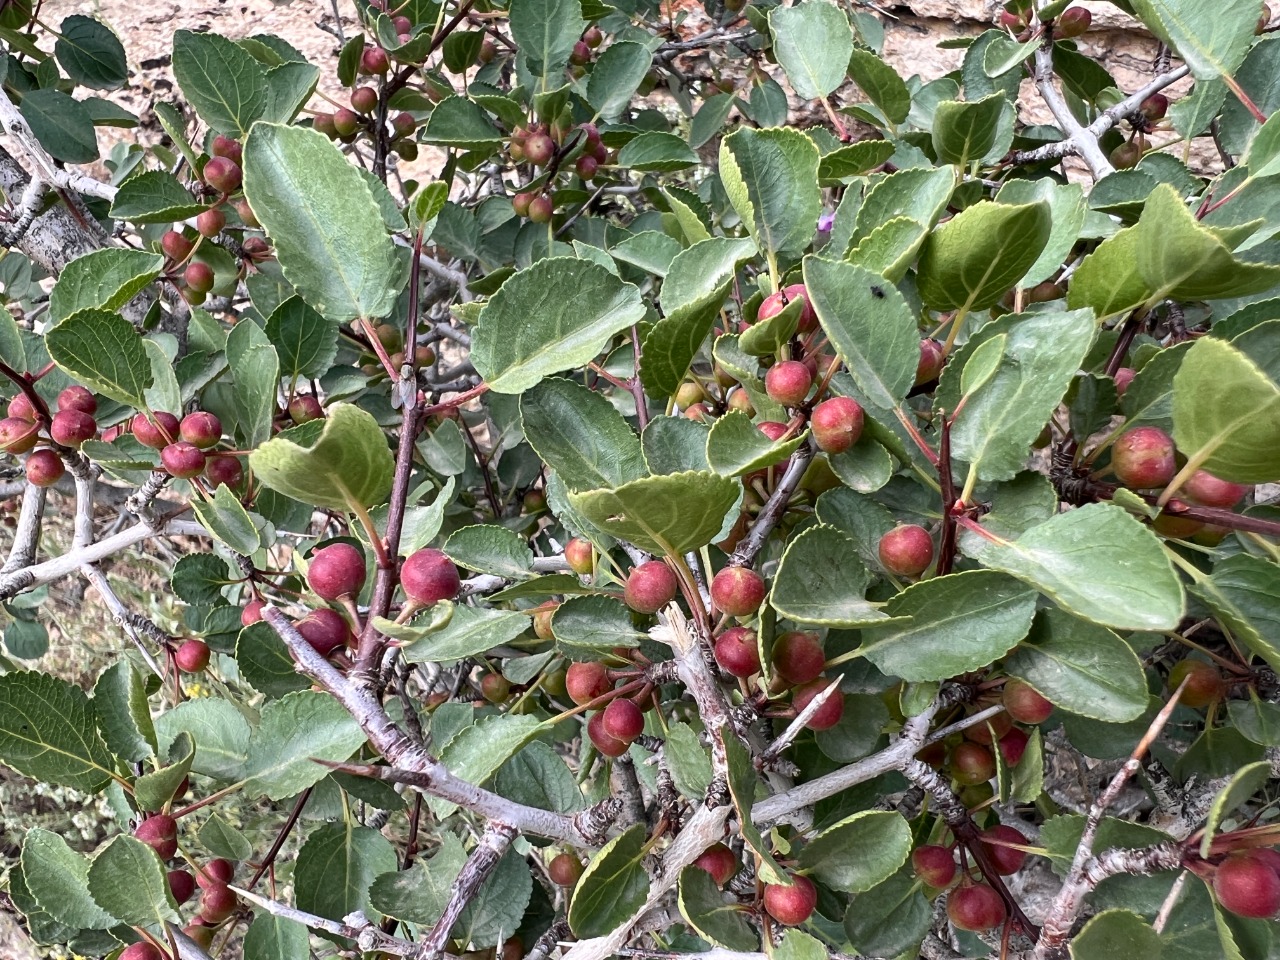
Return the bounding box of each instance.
[565,537,594,575]
[758,283,817,333]
[205,455,243,489]
[0,417,38,454]
[1183,470,1249,508]
[333,108,360,137]
[400,548,461,606]
[587,710,629,757]
[584,25,603,48]
[288,395,324,424]
[1003,679,1053,725]
[57,385,97,415]
[296,607,351,656]
[980,825,1029,875]
[1055,6,1091,38]
[714,627,761,678]
[50,409,96,447]
[711,566,766,618]
[199,882,237,923]
[1114,367,1136,396]
[548,853,583,886]
[25,449,64,487]
[524,133,556,166]
[512,191,535,217]
[566,661,611,705]
[184,261,215,293]
[532,600,557,641]
[772,631,825,686]
[947,882,1007,932]
[792,678,845,730]
[360,45,390,74]
[175,638,211,673]
[999,10,1026,29]
[1140,93,1169,122]
[168,869,197,905]
[570,40,591,65]
[120,944,166,960]
[307,542,367,601]
[351,85,378,114]
[878,525,934,578]
[765,360,812,407]
[952,742,996,785]
[180,411,222,449]
[161,441,207,479]
[134,814,178,860]
[624,560,678,614]
[133,412,179,448]
[601,698,644,742]
[481,672,511,703]
[757,420,789,442]
[6,392,35,421]
[196,859,235,888]
[810,396,864,454]
[196,208,225,238]
[161,230,194,262]
[313,112,338,137]
[963,710,1013,745]
[916,338,946,386]
[183,924,215,949]
[912,845,957,888]
[1168,659,1224,708]
[1111,426,1177,489]
[762,873,817,925]
[692,843,738,886]
[998,726,1029,766]
[202,156,242,194]
[211,134,242,163]
[241,598,265,626]
[527,193,554,223]
[1215,852,1280,919]
[576,155,599,179]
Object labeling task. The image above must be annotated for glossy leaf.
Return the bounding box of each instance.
[796,810,911,893]
[265,296,340,383]
[569,826,650,938]
[569,470,741,555]
[771,525,902,628]
[678,867,757,950]
[706,411,807,477]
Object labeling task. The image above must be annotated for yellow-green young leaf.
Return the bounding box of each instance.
[931,94,1015,167]
[249,402,394,512]
[519,378,647,491]
[960,503,1184,631]
[472,257,646,394]
[771,525,903,628]
[1130,0,1258,82]
[769,1,854,101]
[1004,609,1150,722]
[849,166,955,251]
[295,822,398,923]
[740,292,804,357]
[916,201,1052,313]
[846,216,931,283]
[1069,910,1162,959]
[49,249,164,324]
[45,308,153,408]
[92,661,156,764]
[719,127,821,259]
[796,810,911,893]
[960,333,1006,397]
[1200,761,1271,858]
[21,828,119,930]
[995,179,1088,287]
[858,571,1037,682]
[569,826,651,938]
[568,470,741,556]
[706,411,807,477]
[1244,108,1280,178]
[724,732,788,884]
[172,29,267,135]
[243,122,402,322]
[1172,336,1280,483]
[678,867,759,950]
[86,835,179,927]
[819,140,898,184]
[1065,227,1154,321]
[242,690,368,800]
[0,672,116,793]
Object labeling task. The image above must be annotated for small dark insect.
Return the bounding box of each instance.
[870,285,886,299]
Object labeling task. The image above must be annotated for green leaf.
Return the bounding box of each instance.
[1243,107,1280,179]
[242,690,367,800]
[719,127,821,259]
[827,436,894,493]
[135,733,194,812]
[960,334,1006,398]
[664,237,757,314]
[1190,553,1280,671]
[1172,336,1280,484]
[932,94,1014,166]
[454,847,534,949]
[706,411,807,477]
[250,403,394,512]
[510,0,584,90]
[225,318,280,450]
[678,867,758,950]
[109,171,204,224]
[243,122,400,322]
[769,1,854,101]
[192,484,262,557]
[142,339,181,416]
[818,140,897,184]
[940,309,1095,481]
[1070,909,1162,959]
[843,869,932,958]
[771,525,902,628]
[236,621,311,698]
[0,671,115,793]
[295,822,398,922]
[846,48,911,126]
[664,721,712,799]
[21,828,118,931]
[724,733,787,884]
[858,571,1037,682]
[803,256,919,410]
[263,61,320,125]
[155,698,250,780]
[1065,227,1153,321]
[445,525,534,578]
[850,167,955,250]
[422,96,505,148]
[473,258,645,394]
[846,216,931,283]
[402,606,531,663]
[494,741,583,812]
[568,470,741,555]
[86,835,179,927]
[1200,760,1270,858]
[551,595,644,659]
[19,90,98,163]
[172,29,267,135]
[995,179,1088,287]
[49,249,165,326]
[369,833,464,925]
[55,15,127,89]
[1227,693,1280,746]
[244,913,310,960]
[519,378,647,491]
[1130,0,1258,82]
[797,810,911,893]
[93,661,157,764]
[691,94,736,150]
[199,813,254,862]
[916,201,1052,313]
[435,714,546,817]
[569,825,650,938]
[961,503,1185,631]
[616,132,699,172]
[1004,609,1149,722]
[265,296,340,383]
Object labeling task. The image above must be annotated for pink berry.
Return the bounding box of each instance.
[1182,470,1250,508]
[161,441,207,479]
[180,411,222,449]
[878,525,934,578]
[566,661,611,705]
[202,157,242,194]
[762,873,817,925]
[810,396,864,453]
[623,561,679,614]
[0,417,38,454]
[307,542,367,601]
[912,845,957,888]
[134,814,178,860]
[765,361,813,407]
[204,455,243,489]
[196,208,225,238]
[133,412,180,449]
[714,627,761,678]
[1111,426,1177,489]
[601,698,644,742]
[400,548,461,605]
[772,631,825,686]
[175,638,211,673]
[916,339,946,386]
[25,449,64,487]
[792,678,845,730]
[757,284,817,333]
[295,607,351,656]
[711,566,766,618]
[57,385,97,415]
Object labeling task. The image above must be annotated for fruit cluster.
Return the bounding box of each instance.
[0,385,102,486]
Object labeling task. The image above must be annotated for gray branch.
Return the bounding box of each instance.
[421,822,517,958]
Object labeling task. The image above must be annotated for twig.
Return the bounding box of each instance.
[1030,43,1115,179]
[761,676,841,762]
[1,483,45,574]
[421,822,517,958]
[728,445,813,567]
